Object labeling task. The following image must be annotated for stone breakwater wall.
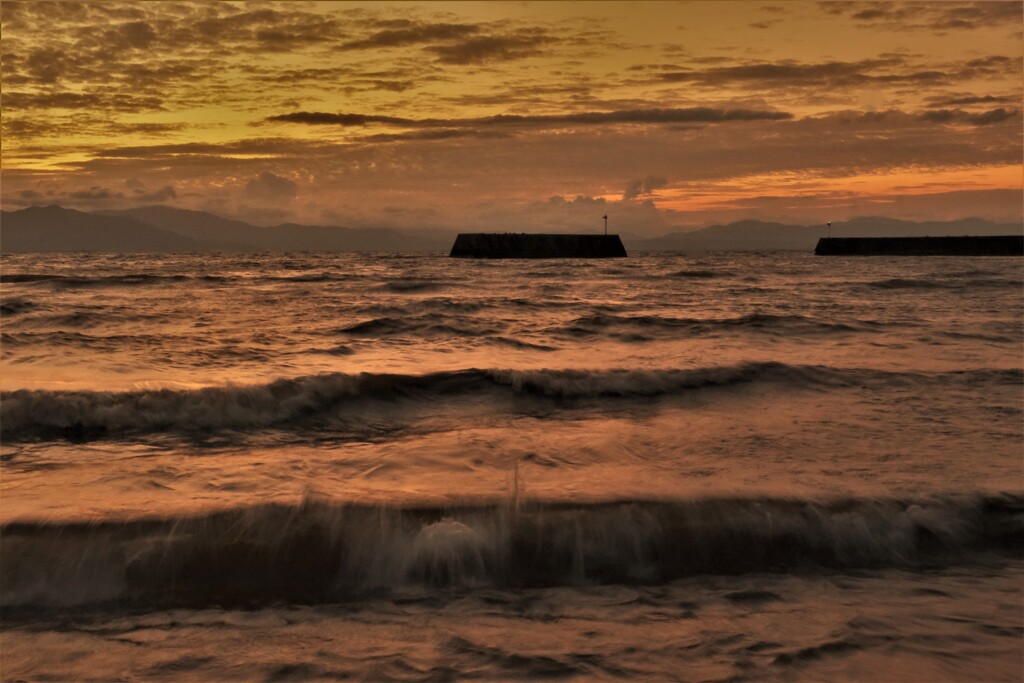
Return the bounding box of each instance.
[815,236,1023,256]
[451,233,627,258]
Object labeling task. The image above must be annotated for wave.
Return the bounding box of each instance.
[0,273,195,286]
[266,273,336,283]
[0,330,164,351]
[350,298,575,319]
[339,315,500,338]
[0,297,40,315]
[381,279,445,293]
[2,493,1019,609]
[669,269,735,278]
[5,311,168,330]
[2,363,1019,441]
[563,313,887,337]
[868,277,1021,290]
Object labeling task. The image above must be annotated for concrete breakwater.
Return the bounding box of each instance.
[450,233,627,258]
[815,235,1023,256]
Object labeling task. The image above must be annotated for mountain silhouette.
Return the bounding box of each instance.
[1,205,1019,253]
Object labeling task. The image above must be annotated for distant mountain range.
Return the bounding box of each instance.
[1,205,450,253]
[1,204,1020,254]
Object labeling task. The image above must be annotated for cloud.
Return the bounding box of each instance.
[266,112,411,126]
[469,194,675,235]
[426,31,557,64]
[919,107,1019,126]
[653,56,959,90]
[2,115,185,142]
[103,20,157,51]
[342,22,481,49]
[135,185,177,202]
[363,129,513,143]
[52,108,1022,198]
[243,172,298,203]
[926,94,1019,108]
[339,18,566,66]
[67,186,125,203]
[966,107,1019,125]
[623,176,668,201]
[268,107,793,129]
[3,2,1019,229]
[818,2,1022,31]
[3,91,164,111]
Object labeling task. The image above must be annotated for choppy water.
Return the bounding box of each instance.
[1,251,1022,681]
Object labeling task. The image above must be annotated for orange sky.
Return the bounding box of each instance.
[2,1,1021,232]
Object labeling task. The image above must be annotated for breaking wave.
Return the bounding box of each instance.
[2,493,1020,609]
[2,363,1019,441]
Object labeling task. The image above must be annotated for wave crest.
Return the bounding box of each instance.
[2,494,1019,608]
[3,363,1019,441]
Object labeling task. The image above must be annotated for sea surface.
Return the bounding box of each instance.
[1,250,1022,682]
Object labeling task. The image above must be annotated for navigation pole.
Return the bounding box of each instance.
[603,214,608,235]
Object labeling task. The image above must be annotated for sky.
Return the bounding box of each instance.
[2,0,1022,234]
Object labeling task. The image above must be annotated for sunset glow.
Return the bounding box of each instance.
[2,0,1021,232]
[3,4,1024,680]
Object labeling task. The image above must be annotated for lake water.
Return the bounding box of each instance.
[2,251,1021,681]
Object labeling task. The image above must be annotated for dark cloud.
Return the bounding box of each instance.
[67,186,125,202]
[339,16,566,65]
[187,7,343,48]
[244,172,298,203]
[342,22,480,49]
[363,129,513,143]
[641,51,1021,98]
[654,56,958,90]
[926,94,1019,108]
[268,112,412,126]
[135,185,178,202]
[474,108,794,125]
[920,107,1019,125]
[921,110,958,124]
[93,138,320,160]
[426,30,557,64]
[1,3,343,96]
[103,20,157,51]
[623,176,669,201]
[3,91,164,111]
[268,107,793,129]
[2,115,185,141]
[818,2,1022,31]
[966,107,1018,125]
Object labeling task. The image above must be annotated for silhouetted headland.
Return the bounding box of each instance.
[815,235,1023,256]
[450,233,628,258]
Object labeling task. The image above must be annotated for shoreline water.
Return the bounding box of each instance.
[2,251,1021,680]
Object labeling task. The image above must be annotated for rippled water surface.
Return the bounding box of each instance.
[2,251,1022,681]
